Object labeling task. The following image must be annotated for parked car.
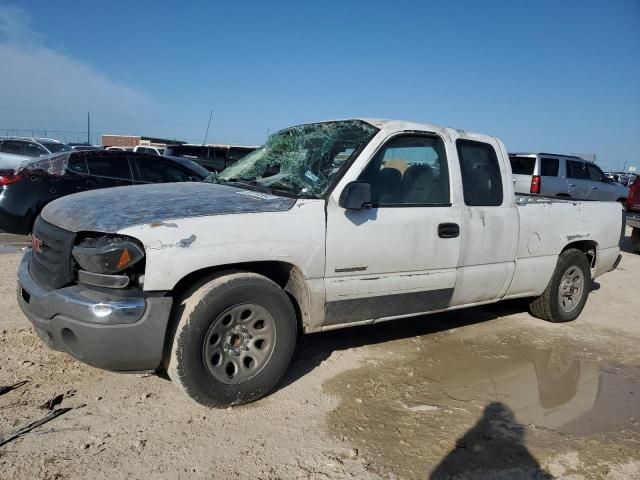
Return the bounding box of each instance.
[0,150,209,235]
[164,144,256,172]
[17,119,623,408]
[626,177,640,253]
[133,145,165,156]
[0,137,74,169]
[509,153,628,204]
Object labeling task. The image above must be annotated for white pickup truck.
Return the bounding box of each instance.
[17,119,624,407]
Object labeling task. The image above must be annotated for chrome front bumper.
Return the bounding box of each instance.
[17,250,173,371]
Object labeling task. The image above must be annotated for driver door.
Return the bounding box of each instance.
[323,133,461,327]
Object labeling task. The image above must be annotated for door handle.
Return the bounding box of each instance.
[591,186,598,190]
[569,183,576,187]
[438,223,460,239]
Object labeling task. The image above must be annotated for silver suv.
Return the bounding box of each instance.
[0,137,74,169]
[509,153,628,203]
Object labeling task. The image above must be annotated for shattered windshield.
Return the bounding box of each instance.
[213,120,379,198]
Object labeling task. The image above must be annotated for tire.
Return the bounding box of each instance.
[633,228,640,254]
[528,248,591,323]
[166,271,297,407]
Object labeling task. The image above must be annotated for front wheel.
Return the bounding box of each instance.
[166,271,297,407]
[528,249,591,322]
[633,228,640,254]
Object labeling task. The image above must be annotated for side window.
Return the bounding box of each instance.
[567,160,588,180]
[24,142,49,157]
[586,164,606,182]
[86,155,133,180]
[540,158,559,177]
[0,140,23,155]
[456,139,504,206]
[359,135,450,206]
[68,156,89,174]
[135,156,190,182]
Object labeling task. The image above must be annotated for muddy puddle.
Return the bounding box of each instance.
[325,328,640,479]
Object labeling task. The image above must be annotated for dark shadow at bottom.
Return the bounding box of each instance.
[430,402,553,480]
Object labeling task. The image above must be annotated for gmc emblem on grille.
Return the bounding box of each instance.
[31,236,43,254]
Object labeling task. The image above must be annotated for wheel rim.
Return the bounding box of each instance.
[203,304,277,385]
[557,266,585,313]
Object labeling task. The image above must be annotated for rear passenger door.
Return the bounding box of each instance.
[566,160,590,199]
[450,137,518,306]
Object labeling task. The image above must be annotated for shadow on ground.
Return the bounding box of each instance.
[429,402,553,479]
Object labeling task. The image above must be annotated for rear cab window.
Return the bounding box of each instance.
[457,140,504,206]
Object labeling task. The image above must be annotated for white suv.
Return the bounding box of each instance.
[0,137,74,169]
[509,153,628,203]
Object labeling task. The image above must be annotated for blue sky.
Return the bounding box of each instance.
[0,0,638,170]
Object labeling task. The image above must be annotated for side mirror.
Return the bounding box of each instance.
[339,181,372,210]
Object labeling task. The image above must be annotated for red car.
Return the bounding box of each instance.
[626,177,640,253]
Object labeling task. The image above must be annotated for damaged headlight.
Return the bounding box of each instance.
[72,236,145,275]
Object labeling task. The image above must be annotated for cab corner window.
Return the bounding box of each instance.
[456,139,503,206]
[358,135,450,206]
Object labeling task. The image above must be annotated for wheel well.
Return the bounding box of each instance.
[170,261,309,333]
[562,240,597,268]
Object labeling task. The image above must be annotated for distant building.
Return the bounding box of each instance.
[101,134,186,148]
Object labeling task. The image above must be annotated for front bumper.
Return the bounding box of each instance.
[17,250,173,371]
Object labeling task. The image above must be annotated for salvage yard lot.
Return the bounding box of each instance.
[0,231,639,479]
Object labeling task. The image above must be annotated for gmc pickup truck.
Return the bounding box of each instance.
[16,119,624,407]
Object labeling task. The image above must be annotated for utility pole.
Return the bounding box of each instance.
[87,112,91,144]
[203,110,213,145]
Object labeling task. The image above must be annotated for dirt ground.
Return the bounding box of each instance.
[0,231,639,479]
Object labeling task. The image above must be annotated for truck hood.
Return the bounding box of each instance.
[41,182,296,233]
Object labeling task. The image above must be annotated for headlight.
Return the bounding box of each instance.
[72,236,145,274]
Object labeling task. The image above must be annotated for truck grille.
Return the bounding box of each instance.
[29,216,76,290]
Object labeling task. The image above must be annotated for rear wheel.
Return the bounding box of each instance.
[529,249,591,322]
[633,228,640,254]
[166,271,297,407]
